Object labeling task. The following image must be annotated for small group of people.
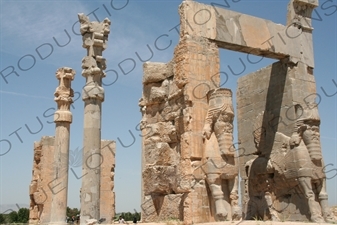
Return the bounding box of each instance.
[66,214,80,224]
[118,216,137,224]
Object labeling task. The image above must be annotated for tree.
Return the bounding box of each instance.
[0,214,5,224]
[17,208,29,223]
[134,212,141,221]
[66,207,80,219]
[118,212,140,221]
[8,211,18,223]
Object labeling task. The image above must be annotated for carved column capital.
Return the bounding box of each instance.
[287,0,319,31]
[78,13,110,102]
[54,67,75,123]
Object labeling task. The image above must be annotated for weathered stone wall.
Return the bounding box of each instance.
[100,140,116,224]
[237,61,330,222]
[140,0,333,223]
[237,61,292,174]
[139,32,224,225]
[139,61,185,222]
[29,137,115,225]
[174,35,221,224]
[29,136,55,224]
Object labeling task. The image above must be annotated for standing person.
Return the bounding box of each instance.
[133,217,137,224]
[119,216,125,224]
[76,214,80,224]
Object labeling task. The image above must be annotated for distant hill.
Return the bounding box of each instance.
[0,204,29,214]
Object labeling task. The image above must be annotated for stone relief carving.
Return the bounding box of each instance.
[29,144,42,224]
[202,88,241,221]
[245,104,334,222]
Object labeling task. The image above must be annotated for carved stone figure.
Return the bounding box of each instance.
[288,104,334,222]
[245,105,334,222]
[202,88,241,221]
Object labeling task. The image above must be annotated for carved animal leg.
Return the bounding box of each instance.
[245,197,258,220]
[228,176,242,220]
[207,174,227,220]
[298,177,324,223]
[264,192,279,221]
[316,178,335,222]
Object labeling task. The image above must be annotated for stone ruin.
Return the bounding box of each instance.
[29,15,115,225]
[139,0,335,224]
[238,64,334,222]
[27,0,336,224]
[29,136,55,225]
[78,12,111,224]
[29,138,115,224]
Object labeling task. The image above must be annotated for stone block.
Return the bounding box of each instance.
[141,194,184,222]
[143,166,177,195]
[143,62,173,84]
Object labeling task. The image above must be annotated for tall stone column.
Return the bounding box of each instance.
[50,67,75,224]
[78,13,111,223]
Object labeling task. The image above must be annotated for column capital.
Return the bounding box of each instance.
[78,13,110,102]
[287,0,319,31]
[54,67,75,123]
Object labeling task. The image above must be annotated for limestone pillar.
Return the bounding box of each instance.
[78,13,111,223]
[49,67,75,225]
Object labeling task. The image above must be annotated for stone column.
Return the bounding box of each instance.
[78,13,111,223]
[49,67,75,225]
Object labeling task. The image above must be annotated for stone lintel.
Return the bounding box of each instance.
[180,1,314,68]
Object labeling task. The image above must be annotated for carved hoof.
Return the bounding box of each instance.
[323,213,336,223]
[311,214,324,223]
[231,206,242,221]
[270,213,280,222]
[215,207,228,221]
[215,199,227,220]
[216,212,227,221]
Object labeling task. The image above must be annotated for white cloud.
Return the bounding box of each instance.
[0,90,53,100]
[0,1,88,53]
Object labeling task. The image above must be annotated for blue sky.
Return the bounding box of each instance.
[0,0,336,213]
